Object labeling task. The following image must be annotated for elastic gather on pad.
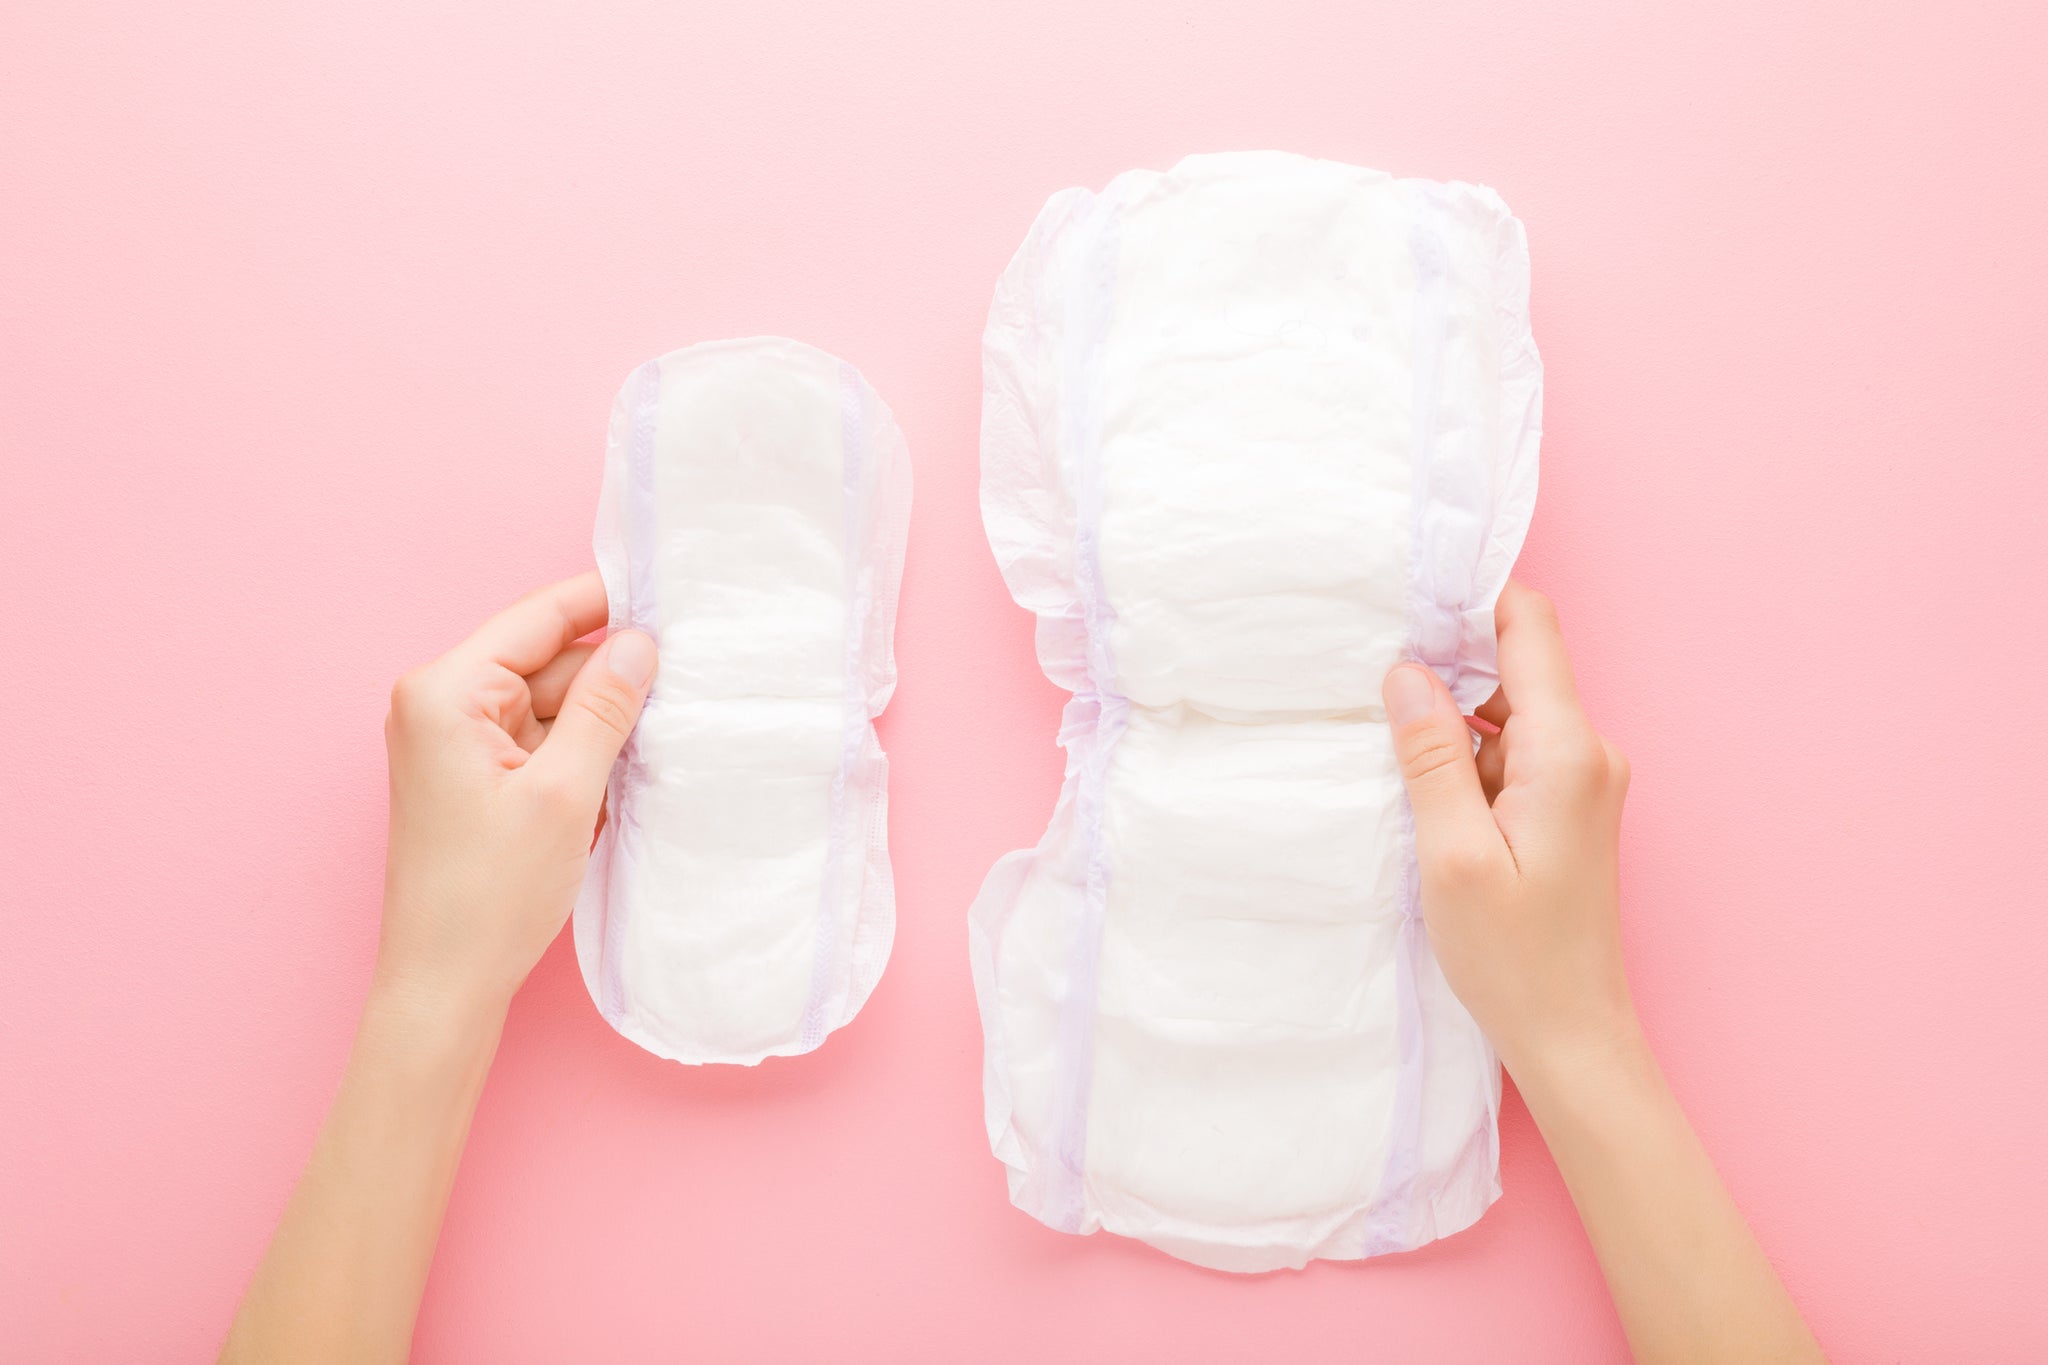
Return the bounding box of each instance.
[797,362,874,1053]
[1364,184,1456,1256]
[1042,190,1129,1234]
[598,356,666,1027]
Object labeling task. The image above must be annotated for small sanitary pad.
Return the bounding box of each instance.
[971,152,1542,1269]
[576,338,911,1065]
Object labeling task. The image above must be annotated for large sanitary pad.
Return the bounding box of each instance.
[576,338,911,1065]
[971,152,1541,1270]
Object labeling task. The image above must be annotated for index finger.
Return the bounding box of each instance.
[458,571,611,674]
[1493,580,1586,726]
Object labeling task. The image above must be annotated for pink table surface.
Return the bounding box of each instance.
[4,1,2044,1360]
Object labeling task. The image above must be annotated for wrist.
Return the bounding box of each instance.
[359,966,509,1075]
[1499,1003,1656,1121]
[368,891,526,1053]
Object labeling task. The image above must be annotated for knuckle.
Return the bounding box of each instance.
[574,682,638,741]
[1430,840,1498,890]
[1603,740,1632,790]
[527,767,588,817]
[387,667,435,724]
[1549,732,1607,788]
[1400,727,1471,786]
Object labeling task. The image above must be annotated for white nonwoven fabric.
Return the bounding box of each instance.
[971,152,1542,1271]
[575,337,911,1066]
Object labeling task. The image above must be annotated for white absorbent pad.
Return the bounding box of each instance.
[575,337,911,1065]
[971,152,1542,1270]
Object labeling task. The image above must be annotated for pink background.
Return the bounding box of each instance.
[4,1,2045,1359]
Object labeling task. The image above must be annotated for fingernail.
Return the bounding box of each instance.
[1385,664,1437,726]
[606,631,656,689]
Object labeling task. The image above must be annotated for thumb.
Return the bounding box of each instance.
[526,630,657,806]
[1383,663,1502,875]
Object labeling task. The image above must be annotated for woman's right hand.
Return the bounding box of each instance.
[1381,580,1638,1088]
[1385,581,1823,1364]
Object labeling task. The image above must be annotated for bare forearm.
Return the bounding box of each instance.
[220,982,503,1365]
[1515,1028,1823,1365]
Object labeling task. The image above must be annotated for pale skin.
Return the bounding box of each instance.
[1383,581,1822,1363]
[222,573,1822,1364]
[220,572,657,1365]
